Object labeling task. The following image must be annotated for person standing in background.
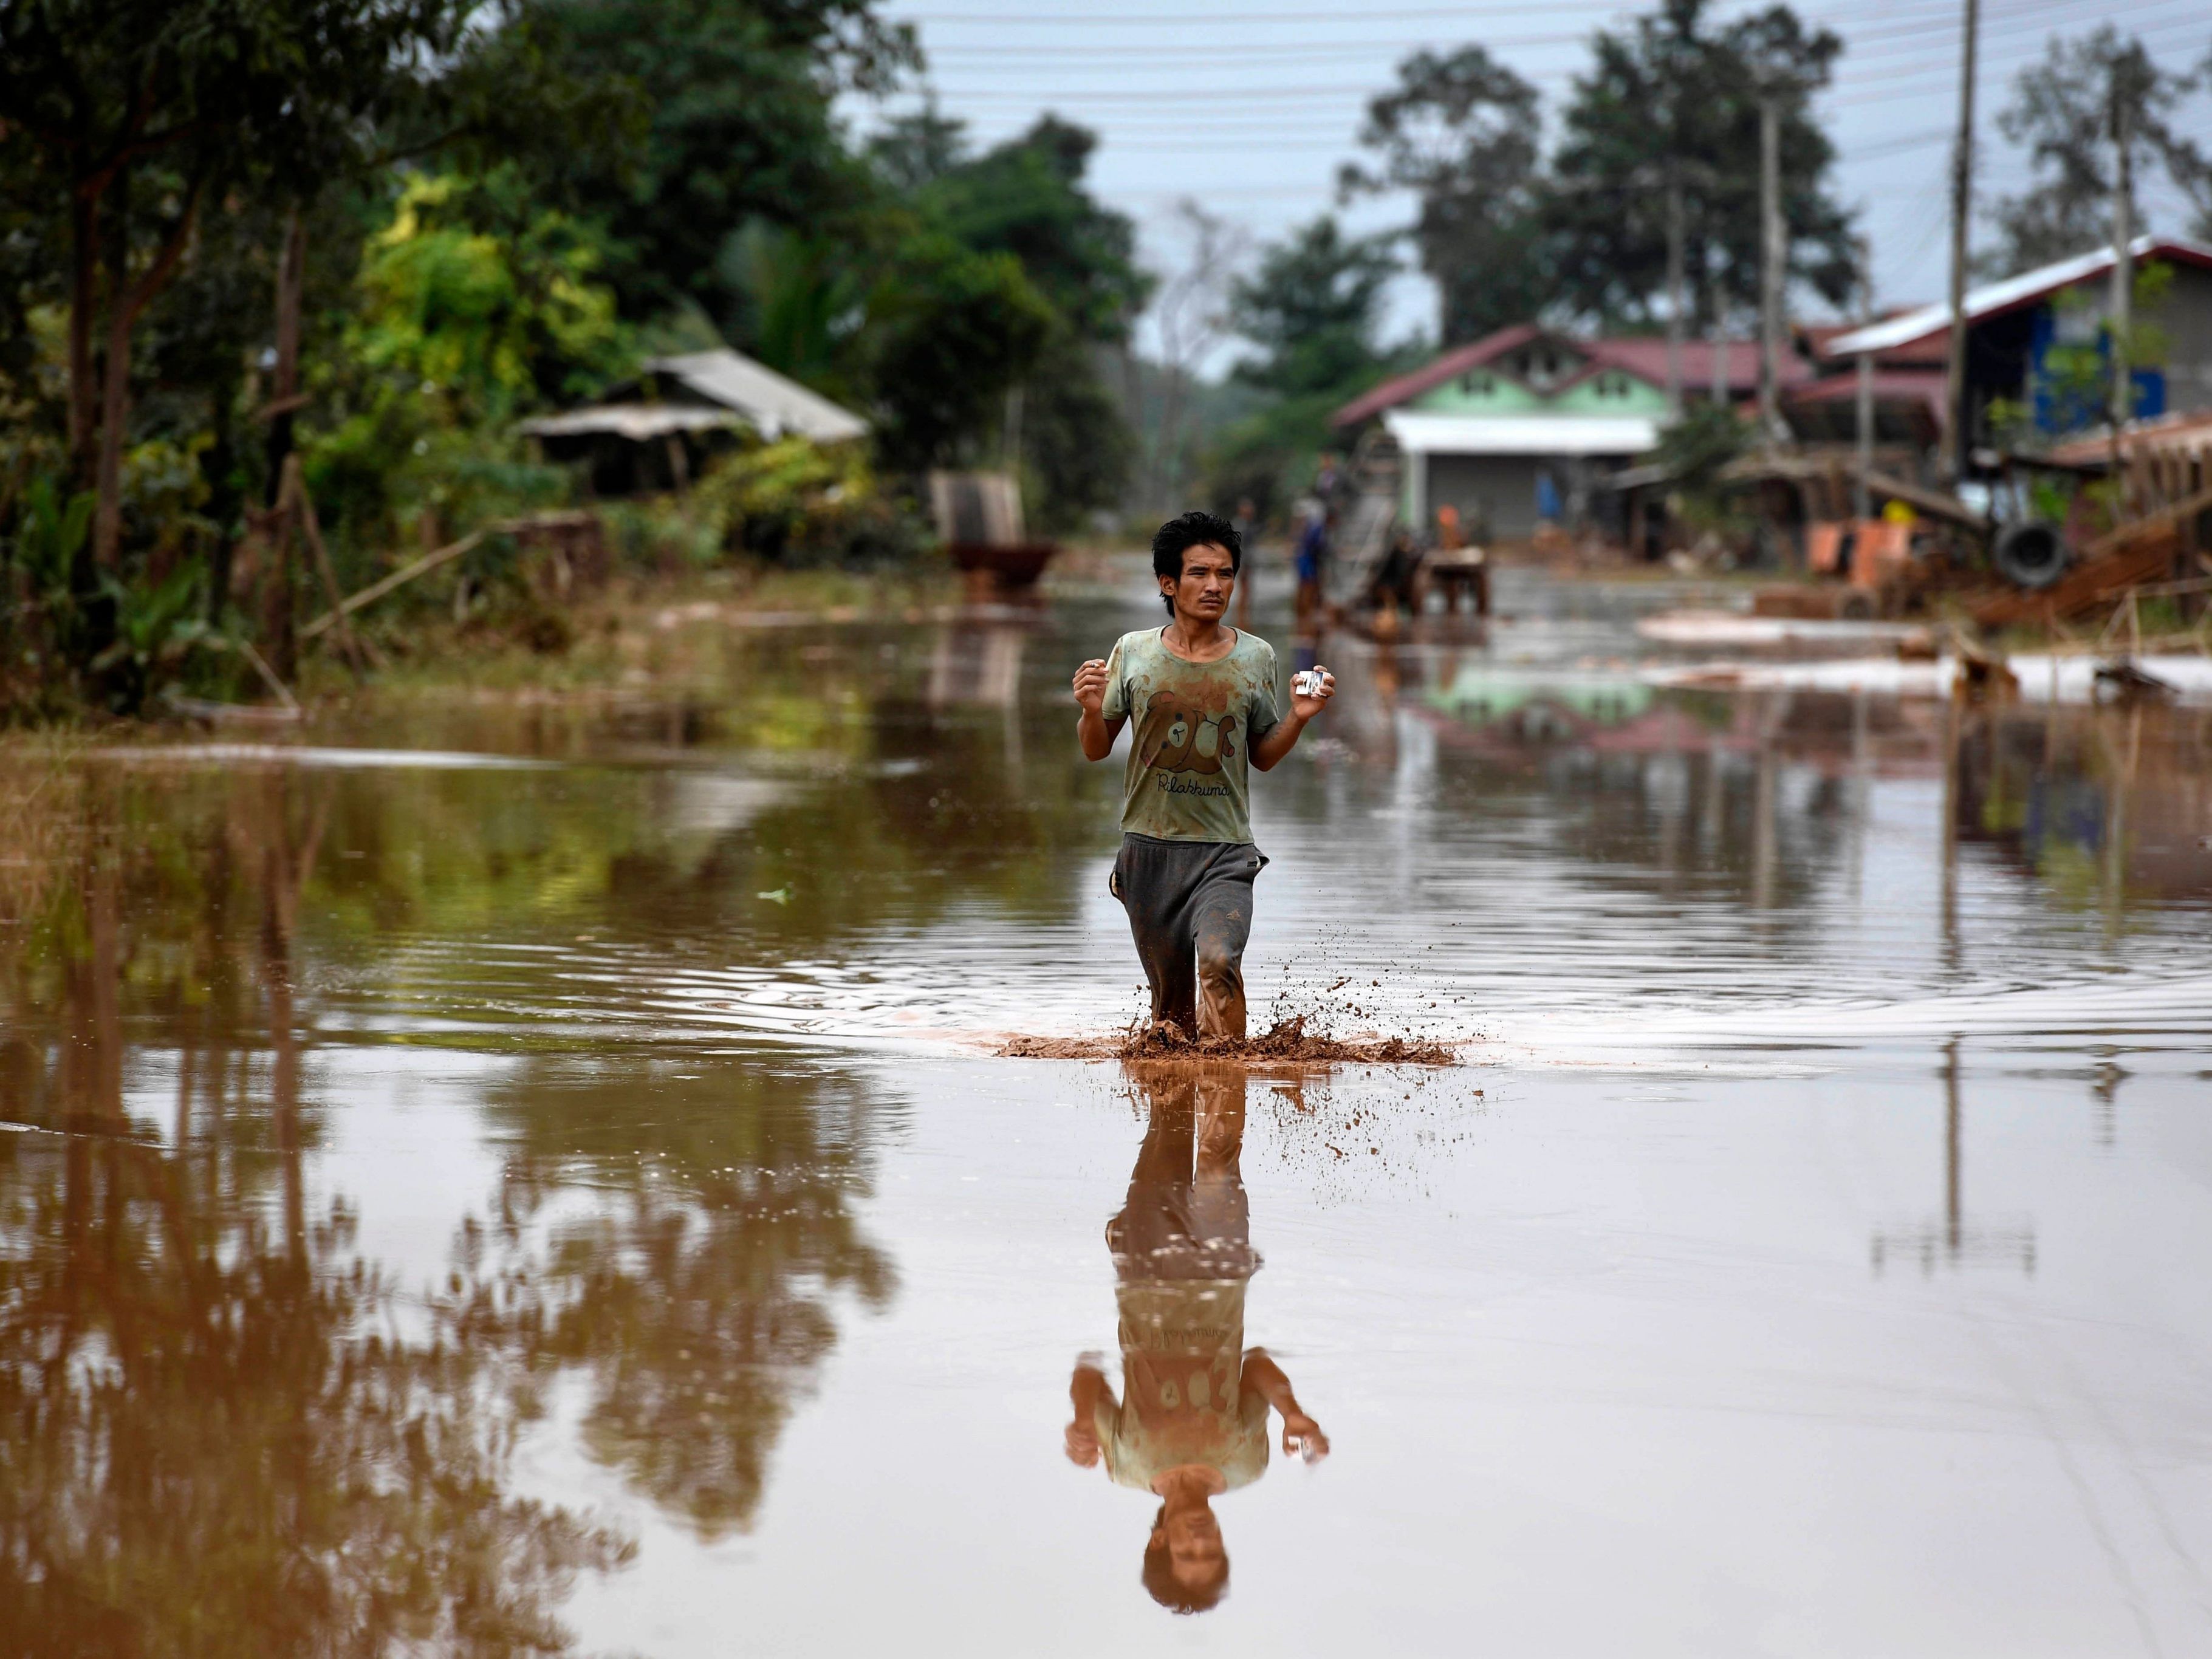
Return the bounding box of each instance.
[1291,500,1327,628]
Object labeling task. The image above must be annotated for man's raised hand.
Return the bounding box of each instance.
[1290,669,1335,721]
[1072,658,1109,716]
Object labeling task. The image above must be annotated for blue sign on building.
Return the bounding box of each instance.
[2028,306,2166,435]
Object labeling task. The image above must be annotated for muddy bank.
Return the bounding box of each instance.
[998,1015,1457,1066]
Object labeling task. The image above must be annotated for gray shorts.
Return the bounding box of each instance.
[1110,834,1266,1040]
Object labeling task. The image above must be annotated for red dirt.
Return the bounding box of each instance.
[997,1015,1455,1066]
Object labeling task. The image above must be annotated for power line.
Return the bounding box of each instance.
[915,0,2156,55]
[892,0,2094,24]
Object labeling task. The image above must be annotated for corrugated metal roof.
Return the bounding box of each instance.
[1335,328,1794,429]
[1332,324,1543,428]
[646,350,869,443]
[1822,236,2212,357]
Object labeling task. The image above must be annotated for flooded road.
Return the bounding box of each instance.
[5,561,2211,1654]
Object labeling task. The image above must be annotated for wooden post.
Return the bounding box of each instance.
[1666,171,1686,419]
[280,454,372,678]
[1758,95,1788,446]
[257,496,298,686]
[1942,0,1981,485]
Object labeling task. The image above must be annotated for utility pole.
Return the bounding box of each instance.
[1712,301,1730,409]
[1855,237,1874,521]
[1666,168,1686,419]
[1941,0,1980,485]
[2108,86,2135,433]
[1758,95,1787,444]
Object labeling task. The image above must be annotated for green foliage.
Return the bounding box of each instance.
[1653,402,1752,489]
[1544,0,1854,328]
[2028,264,2178,439]
[306,171,623,566]
[7,477,92,605]
[690,436,928,567]
[349,171,628,416]
[913,117,1151,344]
[1209,216,1402,513]
[1229,216,1400,402]
[1984,27,2210,276]
[89,558,217,710]
[1019,334,1137,532]
[718,221,866,399]
[1205,391,1361,525]
[1340,46,1550,343]
[862,233,1054,474]
[519,0,917,321]
[3,477,231,714]
[1652,403,1754,533]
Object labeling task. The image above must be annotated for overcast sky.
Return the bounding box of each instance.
[855,0,2212,363]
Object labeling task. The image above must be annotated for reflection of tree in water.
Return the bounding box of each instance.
[3,758,905,1610]
[474,1059,895,1539]
[0,772,629,1654]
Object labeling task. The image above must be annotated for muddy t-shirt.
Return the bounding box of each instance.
[1101,628,1281,844]
[1094,1279,1270,1494]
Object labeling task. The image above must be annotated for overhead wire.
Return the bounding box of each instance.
[874,0,2211,305]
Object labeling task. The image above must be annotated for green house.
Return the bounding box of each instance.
[1332,325,1775,539]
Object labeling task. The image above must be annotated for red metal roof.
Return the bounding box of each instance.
[1330,324,1544,428]
[1332,327,1811,429]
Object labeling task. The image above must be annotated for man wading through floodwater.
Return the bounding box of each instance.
[1073,511,1334,1042]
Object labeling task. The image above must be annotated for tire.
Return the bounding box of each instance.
[1995,521,2068,589]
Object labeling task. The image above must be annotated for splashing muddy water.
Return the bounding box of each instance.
[4,563,2212,1655]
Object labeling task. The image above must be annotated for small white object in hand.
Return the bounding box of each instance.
[1293,667,1330,697]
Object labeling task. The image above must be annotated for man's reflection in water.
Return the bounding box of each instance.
[1064,1064,1329,1613]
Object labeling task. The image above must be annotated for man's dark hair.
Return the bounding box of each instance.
[1142,1507,1228,1615]
[1152,511,1242,615]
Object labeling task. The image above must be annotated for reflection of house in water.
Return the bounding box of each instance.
[1419,665,1731,770]
[1425,668,1654,745]
[1953,707,2212,906]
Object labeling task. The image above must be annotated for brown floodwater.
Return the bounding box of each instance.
[4,560,2211,1655]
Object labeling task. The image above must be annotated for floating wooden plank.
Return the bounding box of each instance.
[300,528,487,640]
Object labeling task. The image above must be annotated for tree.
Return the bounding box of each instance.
[522,0,917,325]
[1228,216,1399,401]
[1207,216,1400,519]
[1140,200,1248,513]
[1984,29,2212,276]
[1544,0,1853,332]
[306,169,628,559]
[875,114,1149,523]
[1338,47,1550,344]
[0,0,504,573]
[717,219,866,399]
[916,116,1149,346]
[861,233,1053,474]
